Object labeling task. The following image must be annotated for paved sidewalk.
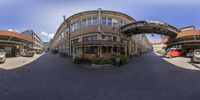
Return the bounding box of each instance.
[154,52,200,70]
[0,53,44,70]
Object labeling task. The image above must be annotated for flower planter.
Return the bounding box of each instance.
[73,60,80,64]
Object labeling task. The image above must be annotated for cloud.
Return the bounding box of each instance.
[41,31,54,39]
[8,29,13,31]
[7,29,20,32]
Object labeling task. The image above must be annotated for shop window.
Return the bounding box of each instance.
[83,46,97,54]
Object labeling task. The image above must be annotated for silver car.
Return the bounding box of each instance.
[0,49,6,63]
[191,49,200,63]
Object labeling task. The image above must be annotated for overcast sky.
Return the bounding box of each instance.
[0,0,200,42]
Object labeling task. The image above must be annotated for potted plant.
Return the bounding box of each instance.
[73,53,81,64]
[120,55,128,65]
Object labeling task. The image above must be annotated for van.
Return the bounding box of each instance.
[165,48,182,58]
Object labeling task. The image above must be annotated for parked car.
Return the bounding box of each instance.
[0,49,6,63]
[23,51,35,57]
[165,48,182,58]
[186,50,194,58]
[191,49,200,63]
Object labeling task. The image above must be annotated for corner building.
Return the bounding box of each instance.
[50,9,151,59]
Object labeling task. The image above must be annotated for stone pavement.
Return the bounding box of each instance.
[0,52,200,100]
[0,53,44,70]
[155,52,200,70]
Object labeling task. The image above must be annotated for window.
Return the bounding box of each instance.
[120,20,126,26]
[83,46,97,54]
[120,38,123,43]
[113,36,117,42]
[108,18,112,26]
[93,17,97,25]
[82,17,98,27]
[102,35,106,40]
[108,36,112,41]
[82,19,87,26]
[70,21,80,32]
[101,17,118,26]
[102,47,107,53]
[82,35,97,42]
[87,18,92,26]
[71,38,79,44]
[61,32,64,38]
[102,17,107,25]
[113,47,117,52]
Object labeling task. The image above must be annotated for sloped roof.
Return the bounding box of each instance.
[177,29,200,38]
[0,30,33,42]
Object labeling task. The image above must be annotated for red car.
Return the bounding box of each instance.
[165,48,182,58]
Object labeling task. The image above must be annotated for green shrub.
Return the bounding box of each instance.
[91,58,100,64]
[73,53,81,61]
[104,59,114,65]
[120,55,128,64]
[91,58,114,65]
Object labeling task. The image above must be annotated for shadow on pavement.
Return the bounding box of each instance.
[0,52,200,100]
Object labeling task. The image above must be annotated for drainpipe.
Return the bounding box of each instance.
[97,8,105,35]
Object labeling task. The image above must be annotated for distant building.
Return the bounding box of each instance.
[21,30,44,53]
[43,42,50,51]
[151,36,169,53]
[0,30,33,56]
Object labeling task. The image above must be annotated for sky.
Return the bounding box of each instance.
[0,0,200,42]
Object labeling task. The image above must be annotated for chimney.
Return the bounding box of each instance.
[98,8,102,11]
[63,15,66,21]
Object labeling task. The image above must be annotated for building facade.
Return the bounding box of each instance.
[152,26,200,55]
[0,30,33,56]
[169,28,200,55]
[21,30,44,53]
[43,42,50,51]
[50,9,152,59]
